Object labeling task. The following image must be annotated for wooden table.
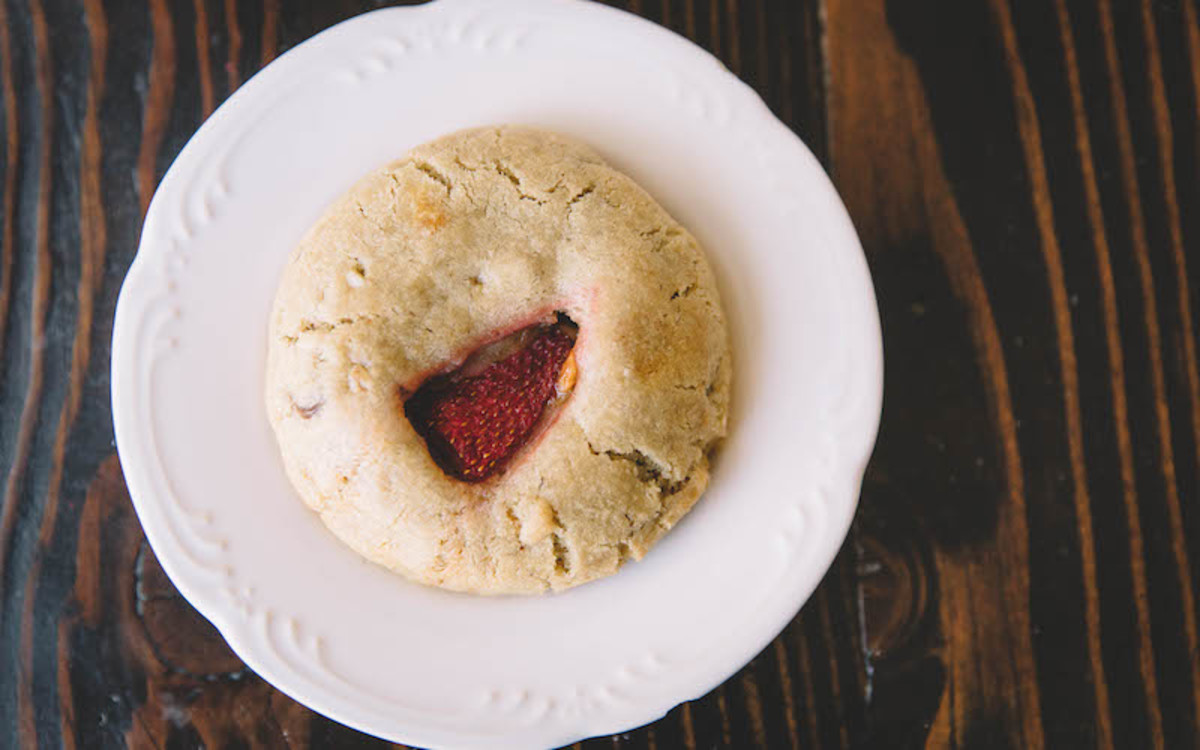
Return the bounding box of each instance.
[2,0,1198,747]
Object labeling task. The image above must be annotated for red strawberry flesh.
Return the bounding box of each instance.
[405,321,576,482]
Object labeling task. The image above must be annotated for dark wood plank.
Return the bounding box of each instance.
[19,0,108,746]
[827,0,1051,744]
[2,0,1200,748]
[992,0,1114,744]
[0,0,18,360]
[2,0,57,742]
[828,0,1200,748]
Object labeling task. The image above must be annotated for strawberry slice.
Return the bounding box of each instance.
[405,319,577,482]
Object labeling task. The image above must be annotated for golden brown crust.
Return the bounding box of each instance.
[265,126,730,594]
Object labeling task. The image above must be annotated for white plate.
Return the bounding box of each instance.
[111,1,882,747]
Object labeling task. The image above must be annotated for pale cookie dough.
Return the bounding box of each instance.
[266,126,731,594]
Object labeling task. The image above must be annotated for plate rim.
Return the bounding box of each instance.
[111,1,883,747]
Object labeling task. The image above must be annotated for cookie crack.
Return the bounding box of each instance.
[705,353,725,401]
[670,282,697,301]
[564,184,597,222]
[586,441,684,497]
[353,199,389,232]
[551,531,571,575]
[617,541,632,565]
[567,184,595,207]
[504,505,524,546]
[542,502,571,575]
[413,160,452,194]
[494,161,543,203]
[293,314,377,336]
[639,226,682,243]
[647,226,684,252]
[298,319,334,334]
[616,466,696,556]
[644,478,691,532]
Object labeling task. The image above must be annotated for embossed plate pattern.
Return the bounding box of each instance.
[110,0,883,747]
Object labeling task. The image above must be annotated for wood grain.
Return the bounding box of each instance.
[1094,2,1200,745]
[991,0,1112,743]
[1052,0,1139,745]
[18,0,108,746]
[1,0,1199,748]
[828,0,1046,745]
[0,0,18,359]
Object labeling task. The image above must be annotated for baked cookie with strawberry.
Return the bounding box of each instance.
[265,126,730,594]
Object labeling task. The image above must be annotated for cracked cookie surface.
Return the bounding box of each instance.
[265,126,731,594]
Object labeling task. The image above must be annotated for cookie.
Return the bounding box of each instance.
[265,126,731,594]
